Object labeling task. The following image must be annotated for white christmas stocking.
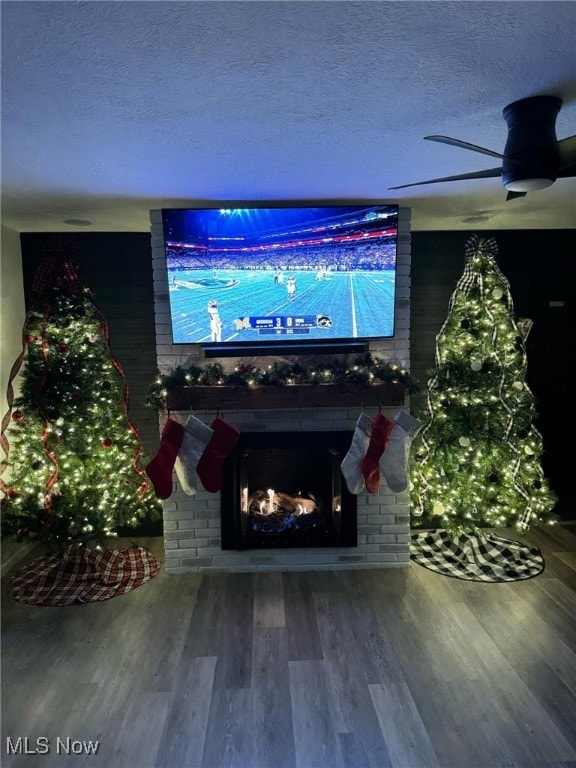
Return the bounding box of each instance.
[379,410,422,493]
[174,414,214,496]
[341,412,373,495]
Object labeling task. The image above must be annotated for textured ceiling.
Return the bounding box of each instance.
[1,1,575,233]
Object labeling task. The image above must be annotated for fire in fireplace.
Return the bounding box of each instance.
[221,431,357,549]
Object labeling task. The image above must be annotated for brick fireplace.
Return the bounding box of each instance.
[162,404,410,572]
[150,207,413,573]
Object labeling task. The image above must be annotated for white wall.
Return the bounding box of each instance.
[1,225,25,458]
[0,226,34,574]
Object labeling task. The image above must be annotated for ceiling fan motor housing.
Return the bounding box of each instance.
[502,96,562,190]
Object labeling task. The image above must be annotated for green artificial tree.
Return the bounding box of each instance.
[410,235,556,535]
[0,248,161,552]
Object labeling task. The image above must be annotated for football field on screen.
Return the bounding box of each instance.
[168,268,396,344]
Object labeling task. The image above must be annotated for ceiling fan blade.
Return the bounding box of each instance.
[389,167,502,191]
[424,135,509,162]
[506,190,527,201]
[557,135,576,173]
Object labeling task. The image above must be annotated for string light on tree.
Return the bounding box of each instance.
[0,244,161,552]
[410,235,556,535]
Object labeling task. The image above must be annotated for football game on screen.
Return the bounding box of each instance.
[163,205,398,345]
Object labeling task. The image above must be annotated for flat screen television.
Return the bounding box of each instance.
[162,204,398,356]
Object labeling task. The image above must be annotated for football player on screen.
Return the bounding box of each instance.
[207,300,223,342]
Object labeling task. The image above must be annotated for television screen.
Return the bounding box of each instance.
[162,205,398,348]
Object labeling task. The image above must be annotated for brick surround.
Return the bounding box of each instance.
[150,207,413,572]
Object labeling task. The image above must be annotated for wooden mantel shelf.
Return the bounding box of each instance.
[167,381,405,411]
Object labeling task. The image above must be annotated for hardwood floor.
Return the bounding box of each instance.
[2,526,576,768]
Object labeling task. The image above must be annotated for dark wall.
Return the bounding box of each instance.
[19,233,158,462]
[19,229,574,514]
[411,230,575,513]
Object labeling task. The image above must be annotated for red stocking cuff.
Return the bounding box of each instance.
[360,412,394,494]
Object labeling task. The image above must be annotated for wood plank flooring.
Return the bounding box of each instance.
[1,525,576,768]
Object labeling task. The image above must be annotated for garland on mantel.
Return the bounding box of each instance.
[146,353,417,411]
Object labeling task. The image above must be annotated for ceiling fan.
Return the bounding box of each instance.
[390,95,576,200]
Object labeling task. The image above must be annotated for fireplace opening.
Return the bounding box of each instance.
[221,431,357,549]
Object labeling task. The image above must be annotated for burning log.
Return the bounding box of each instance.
[248,489,318,516]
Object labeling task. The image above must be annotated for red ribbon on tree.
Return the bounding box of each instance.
[32,238,83,299]
[38,414,59,514]
[2,237,151,516]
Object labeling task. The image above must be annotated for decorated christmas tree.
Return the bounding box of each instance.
[410,235,556,535]
[0,247,161,552]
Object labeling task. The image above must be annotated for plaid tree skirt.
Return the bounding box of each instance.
[7,545,160,605]
[410,529,544,582]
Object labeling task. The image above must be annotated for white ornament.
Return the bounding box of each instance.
[524,445,535,456]
[513,381,524,391]
[470,360,483,371]
[459,436,471,447]
[492,287,504,300]
[432,502,445,516]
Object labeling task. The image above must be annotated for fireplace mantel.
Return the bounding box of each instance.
[166,381,405,411]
